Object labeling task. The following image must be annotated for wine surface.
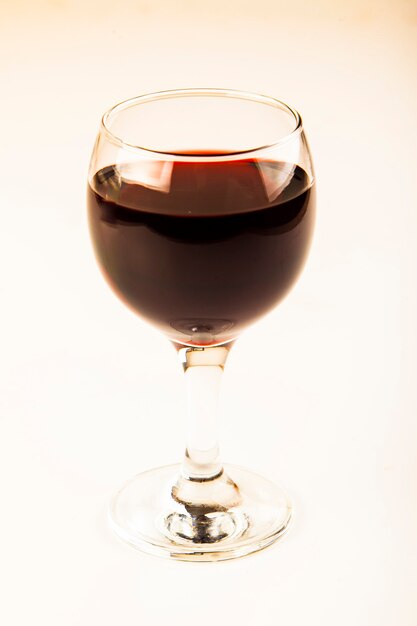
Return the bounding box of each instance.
[88,158,315,345]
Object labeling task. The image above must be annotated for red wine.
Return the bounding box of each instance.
[88,158,315,345]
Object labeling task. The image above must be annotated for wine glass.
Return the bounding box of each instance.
[87,88,315,561]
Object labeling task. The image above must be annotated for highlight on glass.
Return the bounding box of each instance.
[87,89,316,561]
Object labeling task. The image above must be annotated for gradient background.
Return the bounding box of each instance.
[1,1,416,624]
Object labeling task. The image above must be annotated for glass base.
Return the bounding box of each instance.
[109,464,292,561]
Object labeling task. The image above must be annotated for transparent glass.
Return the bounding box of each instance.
[87,89,316,561]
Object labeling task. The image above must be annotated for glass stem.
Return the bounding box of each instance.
[178,345,230,481]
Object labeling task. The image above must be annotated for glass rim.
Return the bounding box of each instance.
[100,88,303,160]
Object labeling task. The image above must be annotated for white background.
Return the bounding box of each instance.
[1,1,416,624]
